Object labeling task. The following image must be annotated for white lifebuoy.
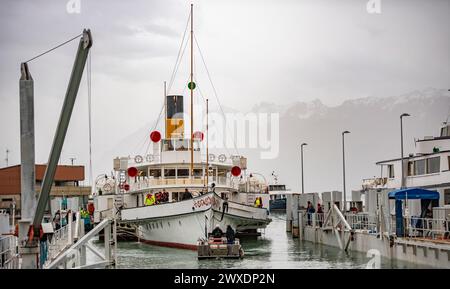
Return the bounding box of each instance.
[218,154,227,162]
[146,154,154,162]
[134,155,143,163]
[208,154,216,162]
[103,183,112,192]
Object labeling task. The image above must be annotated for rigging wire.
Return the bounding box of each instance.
[194,33,240,156]
[24,33,83,63]
[140,11,192,156]
[167,11,191,94]
[168,33,190,94]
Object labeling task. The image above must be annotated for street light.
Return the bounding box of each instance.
[342,131,350,212]
[400,113,410,189]
[300,143,307,194]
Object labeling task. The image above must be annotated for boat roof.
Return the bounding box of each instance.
[388,188,439,200]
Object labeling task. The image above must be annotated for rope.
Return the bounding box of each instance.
[167,11,191,94]
[24,33,83,63]
[194,33,240,156]
[87,52,93,187]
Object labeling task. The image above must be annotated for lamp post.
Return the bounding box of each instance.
[300,143,307,194]
[400,113,410,189]
[342,131,350,212]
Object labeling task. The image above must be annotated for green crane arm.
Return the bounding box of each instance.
[32,29,93,230]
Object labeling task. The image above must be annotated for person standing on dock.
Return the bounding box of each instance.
[306,201,315,226]
[53,210,61,230]
[317,203,324,227]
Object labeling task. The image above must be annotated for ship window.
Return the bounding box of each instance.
[414,159,426,175]
[149,169,161,178]
[407,161,414,176]
[164,169,176,178]
[177,169,189,178]
[387,165,395,178]
[444,189,450,205]
[426,157,440,174]
[193,169,202,178]
[175,139,189,151]
[193,140,201,151]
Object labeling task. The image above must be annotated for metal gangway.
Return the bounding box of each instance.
[44,214,117,269]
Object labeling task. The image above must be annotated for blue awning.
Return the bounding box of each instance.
[388,188,440,200]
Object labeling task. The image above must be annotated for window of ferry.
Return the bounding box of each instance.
[177,169,189,178]
[387,165,395,178]
[407,161,414,176]
[193,140,201,151]
[444,189,450,205]
[163,140,174,151]
[164,169,176,178]
[193,169,203,178]
[175,139,189,151]
[149,169,161,178]
[414,159,426,175]
[426,157,440,174]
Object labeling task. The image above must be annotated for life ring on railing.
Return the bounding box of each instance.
[218,154,227,162]
[208,154,215,162]
[103,183,112,192]
[134,155,143,163]
[146,154,154,162]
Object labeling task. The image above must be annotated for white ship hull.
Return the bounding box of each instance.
[120,192,271,250]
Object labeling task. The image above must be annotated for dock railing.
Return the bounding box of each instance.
[0,235,19,269]
[344,213,378,233]
[403,216,450,240]
[303,211,380,234]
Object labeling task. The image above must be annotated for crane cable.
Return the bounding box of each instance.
[87,52,93,187]
[24,33,83,63]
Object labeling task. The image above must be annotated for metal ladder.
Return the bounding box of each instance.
[115,170,126,212]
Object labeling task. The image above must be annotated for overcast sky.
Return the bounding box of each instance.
[0,0,449,190]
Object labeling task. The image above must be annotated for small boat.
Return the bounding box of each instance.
[197,236,244,260]
[268,172,291,211]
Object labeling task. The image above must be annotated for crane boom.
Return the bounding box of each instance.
[32,29,92,230]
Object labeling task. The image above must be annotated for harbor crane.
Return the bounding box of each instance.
[19,29,92,268]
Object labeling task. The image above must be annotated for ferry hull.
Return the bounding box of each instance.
[121,192,271,249]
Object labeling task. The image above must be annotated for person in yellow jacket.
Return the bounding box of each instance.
[254,197,261,208]
[145,193,156,206]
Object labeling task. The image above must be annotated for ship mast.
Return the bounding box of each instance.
[190,3,194,178]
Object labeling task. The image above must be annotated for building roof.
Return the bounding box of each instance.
[0,164,85,195]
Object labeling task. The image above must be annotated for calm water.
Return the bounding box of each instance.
[95,212,429,269]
